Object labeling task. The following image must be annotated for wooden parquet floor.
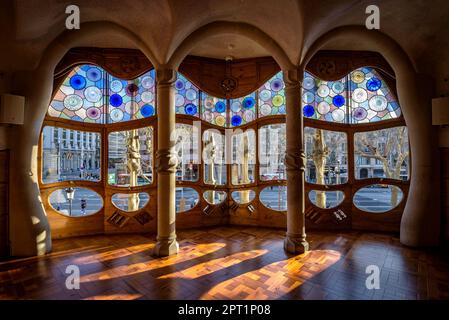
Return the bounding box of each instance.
[1,226,449,300]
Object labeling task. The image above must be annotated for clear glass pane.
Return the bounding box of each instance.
[353,184,404,213]
[42,126,101,183]
[304,127,348,185]
[354,126,409,180]
[49,187,103,217]
[259,124,286,181]
[231,190,256,204]
[111,192,149,212]
[174,124,199,182]
[203,190,227,205]
[259,186,287,211]
[108,127,153,187]
[309,190,345,209]
[203,130,227,185]
[176,187,199,213]
[231,129,256,185]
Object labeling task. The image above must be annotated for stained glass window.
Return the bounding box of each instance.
[201,92,227,127]
[174,73,200,117]
[108,70,156,123]
[49,64,155,124]
[302,72,347,123]
[348,67,400,123]
[229,93,257,127]
[48,64,106,123]
[258,72,286,117]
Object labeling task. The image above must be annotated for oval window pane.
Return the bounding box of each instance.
[309,190,344,209]
[353,184,403,213]
[111,192,149,212]
[176,187,199,213]
[260,186,287,211]
[231,190,256,204]
[49,187,103,217]
[203,190,227,205]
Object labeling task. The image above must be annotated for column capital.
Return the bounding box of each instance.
[282,68,303,89]
[155,148,178,174]
[156,67,177,86]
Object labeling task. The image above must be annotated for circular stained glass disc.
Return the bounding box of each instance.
[367,77,382,91]
[86,67,102,82]
[351,70,365,84]
[303,105,315,117]
[141,91,153,103]
[302,91,315,104]
[185,89,197,101]
[141,76,154,89]
[271,79,284,92]
[185,103,197,116]
[204,97,214,109]
[231,115,242,126]
[84,86,102,103]
[369,95,388,111]
[332,95,345,107]
[303,77,315,90]
[64,94,83,111]
[125,101,139,115]
[141,104,155,117]
[203,111,213,122]
[110,108,124,122]
[175,79,185,90]
[110,80,123,93]
[215,101,226,113]
[352,88,368,103]
[259,90,271,102]
[244,110,255,122]
[231,101,241,112]
[332,109,345,122]
[86,107,101,120]
[272,95,284,107]
[175,94,185,107]
[353,107,368,121]
[215,115,226,126]
[243,96,256,109]
[70,75,86,90]
[126,83,139,96]
[260,104,272,116]
[110,94,123,107]
[332,82,344,94]
[317,85,330,98]
[317,101,330,114]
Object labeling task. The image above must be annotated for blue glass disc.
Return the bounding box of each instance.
[70,75,86,90]
[185,103,197,116]
[366,77,382,91]
[110,94,123,107]
[242,97,256,109]
[332,95,345,108]
[303,105,315,117]
[231,115,242,126]
[215,101,226,113]
[86,67,102,82]
[141,104,155,117]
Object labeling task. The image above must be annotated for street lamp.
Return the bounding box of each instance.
[65,187,75,216]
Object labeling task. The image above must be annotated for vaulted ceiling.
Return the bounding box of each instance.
[1,0,449,91]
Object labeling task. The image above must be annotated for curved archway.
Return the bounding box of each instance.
[10,21,160,256]
[301,26,438,247]
[167,21,295,70]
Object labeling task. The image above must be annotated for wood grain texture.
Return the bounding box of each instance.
[1,227,447,300]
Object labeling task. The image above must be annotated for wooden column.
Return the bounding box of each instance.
[153,68,179,257]
[284,69,309,254]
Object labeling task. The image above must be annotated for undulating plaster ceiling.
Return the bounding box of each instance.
[1,0,449,87]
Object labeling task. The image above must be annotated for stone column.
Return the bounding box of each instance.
[284,69,309,254]
[153,68,179,257]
